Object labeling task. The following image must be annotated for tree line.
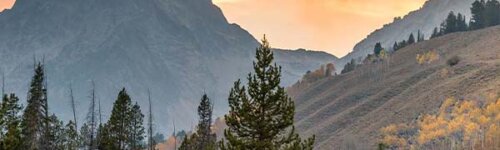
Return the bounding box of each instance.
[0,36,315,150]
[431,0,500,38]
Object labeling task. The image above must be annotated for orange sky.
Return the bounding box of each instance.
[0,0,426,57]
[214,0,426,56]
[0,0,14,12]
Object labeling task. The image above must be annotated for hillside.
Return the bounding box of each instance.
[0,0,336,132]
[338,0,475,68]
[289,26,500,149]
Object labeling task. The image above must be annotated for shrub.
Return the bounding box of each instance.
[447,56,460,66]
[416,51,439,65]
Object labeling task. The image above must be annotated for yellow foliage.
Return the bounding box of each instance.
[416,51,439,65]
[380,96,500,149]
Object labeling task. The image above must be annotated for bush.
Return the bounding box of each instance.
[447,56,460,66]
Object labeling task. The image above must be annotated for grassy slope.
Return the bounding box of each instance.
[290,26,500,149]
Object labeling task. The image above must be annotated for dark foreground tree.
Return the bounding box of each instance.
[180,94,216,150]
[470,0,487,30]
[64,120,79,149]
[374,42,383,56]
[99,88,145,149]
[129,102,145,150]
[219,36,315,150]
[0,94,23,149]
[21,63,49,149]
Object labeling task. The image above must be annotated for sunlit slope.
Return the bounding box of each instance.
[289,26,500,149]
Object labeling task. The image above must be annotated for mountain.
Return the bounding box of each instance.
[0,0,336,131]
[338,0,475,68]
[289,26,500,149]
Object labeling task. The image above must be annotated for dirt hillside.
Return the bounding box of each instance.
[289,26,500,149]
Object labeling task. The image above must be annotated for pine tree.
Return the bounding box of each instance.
[341,59,357,74]
[97,124,112,150]
[129,102,145,150]
[470,0,487,30]
[180,94,217,150]
[107,88,133,149]
[393,42,399,51]
[431,27,440,38]
[3,118,22,149]
[219,36,315,150]
[0,94,23,149]
[417,30,425,42]
[408,33,415,44]
[21,62,48,149]
[48,114,65,150]
[485,0,500,26]
[443,11,458,34]
[374,42,383,56]
[80,123,91,149]
[456,13,469,31]
[196,94,215,149]
[64,121,79,150]
[179,134,196,150]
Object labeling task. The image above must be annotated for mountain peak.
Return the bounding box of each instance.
[0,0,336,133]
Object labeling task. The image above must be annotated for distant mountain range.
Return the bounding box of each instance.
[338,0,475,68]
[0,0,336,131]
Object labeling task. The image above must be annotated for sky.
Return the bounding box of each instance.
[213,0,426,56]
[0,0,426,57]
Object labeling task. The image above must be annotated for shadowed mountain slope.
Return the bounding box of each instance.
[0,0,336,131]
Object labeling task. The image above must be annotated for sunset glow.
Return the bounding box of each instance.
[0,0,426,56]
[214,0,426,56]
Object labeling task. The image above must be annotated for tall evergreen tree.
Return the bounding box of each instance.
[21,62,49,149]
[443,11,458,33]
[407,33,416,44]
[179,134,197,150]
[106,88,133,149]
[485,0,500,26]
[431,27,440,38]
[219,36,315,150]
[374,42,383,56]
[456,13,469,31]
[195,94,215,150]
[392,42,399,51]
[47,114,65,150]
[129,102,145,150]
[97,123,112,150]
[470,0,487,30]
[80,123,92,149]
[64,120,79,150]
[181,94,217,150]
[417,30,425,42]
[0,94,23,149]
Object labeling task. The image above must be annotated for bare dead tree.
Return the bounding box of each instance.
[98,97,102,126]
[147,89,155,150]
[70,83,78,130]
[86,80,97,149]
[2,71,5,96]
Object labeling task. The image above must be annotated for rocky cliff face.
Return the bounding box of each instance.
[338,0,475,68]
[0,0,336,131]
